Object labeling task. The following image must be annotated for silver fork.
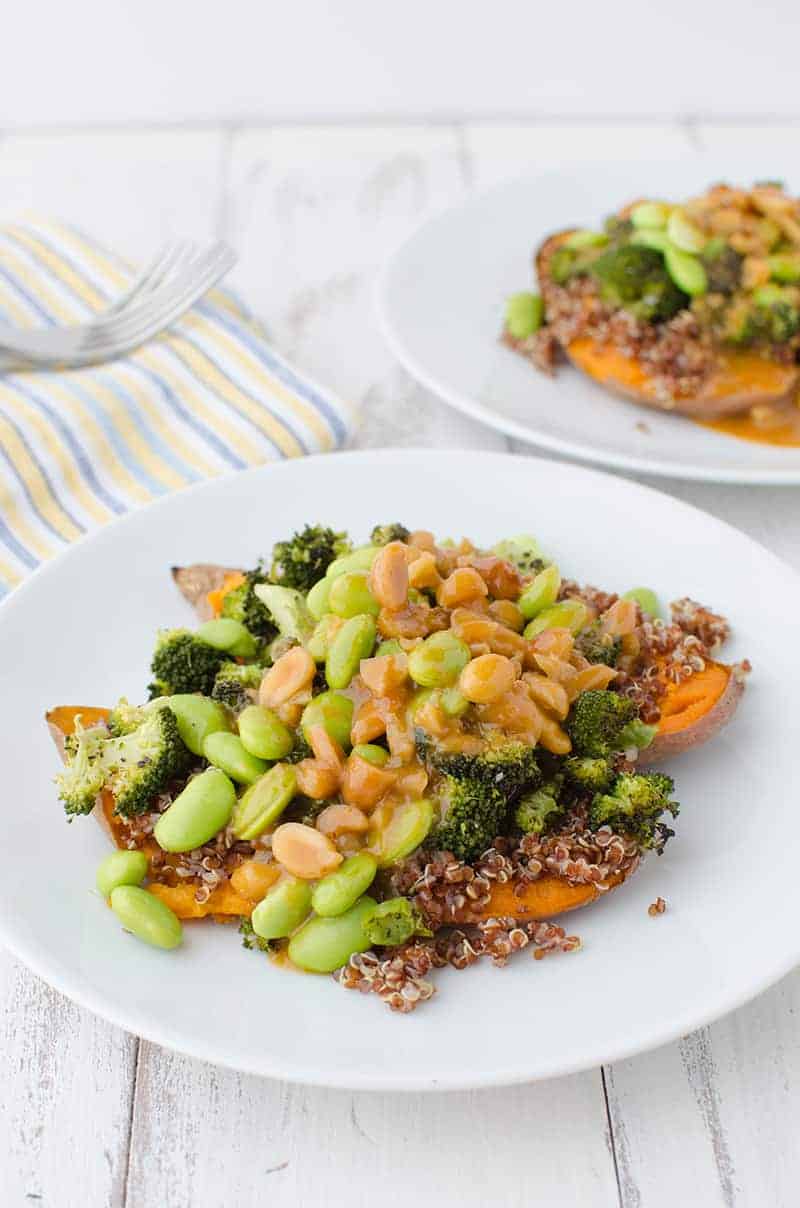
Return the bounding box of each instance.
[0,241,236,371]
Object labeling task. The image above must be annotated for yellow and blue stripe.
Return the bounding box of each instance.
[0,219,357,598]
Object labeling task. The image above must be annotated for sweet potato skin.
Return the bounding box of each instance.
[535,230,800,418]
[171,564,242,619]
[639,661,746,765]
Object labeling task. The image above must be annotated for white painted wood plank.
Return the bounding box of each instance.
[0,950,137,1208]
[0,130,226,258]
[223,125,508,450]
[127,1045,618,1208]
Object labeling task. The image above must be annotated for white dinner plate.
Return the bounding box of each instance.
[378,159,800,483]
[0,450,794,1088]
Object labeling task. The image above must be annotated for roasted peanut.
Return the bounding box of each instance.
[407,551,441,591]
[295,758,342,800]
[316,802,370,837]
[230,859,281,902]
[307,724,346,772]
[488,599,525,632]
[437,567,488,608]
[259,646,316,707]
[359,652,409,696]
[341,753,397,810]
[370,542,410,610]
[459,653,517,704]
[271,823,343,880]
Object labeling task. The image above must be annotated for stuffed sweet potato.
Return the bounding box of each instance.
[504,182,800,422]
[49,525,748,1011]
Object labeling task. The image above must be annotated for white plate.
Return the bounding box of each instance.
[378,160,800,483]
[0,449,795,1089]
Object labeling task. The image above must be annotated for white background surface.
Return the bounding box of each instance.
[1,116,799,1206]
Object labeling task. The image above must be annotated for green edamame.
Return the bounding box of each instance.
[505,292,544,340]
[110,886,183,950]
[523,598,589,639]
[666,209,706,254]
[196,617,258,658]
[251,877,312,940]
[407,631,470,688]
[376,639,403,657]
[518,564,561,620]
[328,571,379,618]
[288,895,377,973]
[768,253,800,284]
[154,767,236,853]
[231,763,297,840]
[631,228,671,253]
[96,849,148,898]
[630,201,670,229]
[622,587,662,618]
[440,686,469,717]
[664,245,707,297]
[306,575,333,620]
[352,743,389,767]
[203,731,268,785]
[306,614,342,663]
[166,694,230,756]
[311,852,378,918]
[372,798,434,867]
[301,690,354,750]
[326,614,376,690]
[237,704,293,760]
[564,229,608,249]
[326,546,379,580]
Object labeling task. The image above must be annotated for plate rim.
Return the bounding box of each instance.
[2,446,799,1089]
[376,168,800,486]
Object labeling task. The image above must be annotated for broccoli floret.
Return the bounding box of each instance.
[574,621,621,668]
[617,718,658,752]
[55,717,107,816]
[761,299,800,343]
[590,772,679,852]
[424,741,541,860]
[270,525,350,592]
[220,567,277,641]
[149,629,227,699]
[102,707,193,817]
[364,898,431,947]
[567,690,637,757]
[590,245,688,322]
[56,707,192,818]
[702,241,743,294]
[107,697,150,737]
[370,523,410,546]
[514,781,564,835]
[239,917,272,953]
[283,732,313,764]
[212,661,264,712]
[564,756,614,793]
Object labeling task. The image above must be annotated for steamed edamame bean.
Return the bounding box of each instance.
[301,690,354,750]
[518,564,561,620]
[666,209,706,254]
[328,571,379,618]
[311,852,378,918]
[563,230,608,249]
[664,245,707,297]
[371,798,434,867]
[166,694,230,756]
[622,587,662,618]
[407,631,470,689]
[630,201,670,229]
[306,575,333,620]
[154,767,236,853]
[440,686,470,717]
[376,639,403,657]
[250,877,312,940]
[326,614,376,690]
[231,763,297,840]
[237,704,293,760]
[505,292,544,340]
[288,895,377,973]
[326,546,379,580]
[96,850,148,898]
[203,731,268,785]
[307,614,342,662]
[196,617,258,658]
[631,228,671,253]
[110,886,183,950]
[351,743,389,767]
[523,598,589,639]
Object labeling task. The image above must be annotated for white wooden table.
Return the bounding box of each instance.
[1,121,798,1208]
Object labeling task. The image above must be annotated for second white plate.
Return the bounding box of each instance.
[378,159,800,483]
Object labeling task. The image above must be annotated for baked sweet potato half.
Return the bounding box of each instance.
[505,182,800,422]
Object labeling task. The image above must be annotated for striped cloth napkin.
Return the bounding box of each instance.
[0,219,357,599]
